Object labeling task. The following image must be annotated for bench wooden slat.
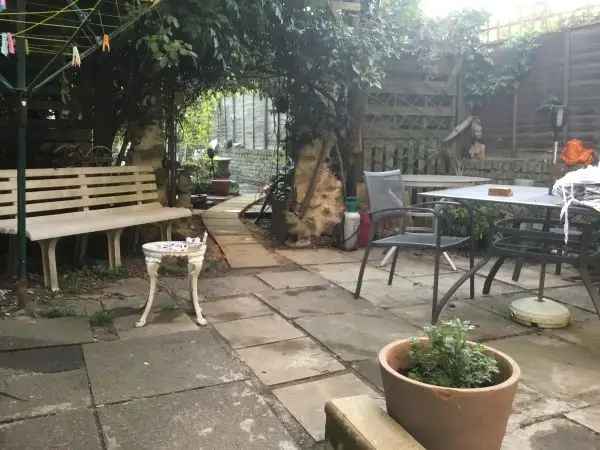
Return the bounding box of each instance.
[0,166,154,178]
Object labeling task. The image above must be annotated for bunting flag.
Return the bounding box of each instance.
[71,45,81,67]
[102,33,110,52]
[0,0,6,13]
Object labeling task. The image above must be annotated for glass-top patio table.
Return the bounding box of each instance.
[420,184,600,327]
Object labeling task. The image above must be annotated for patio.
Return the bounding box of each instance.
[1,195,599,449]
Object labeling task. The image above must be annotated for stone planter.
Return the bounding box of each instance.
[214,157,232,179]
[379,338,520,450]
[211,179,231,196]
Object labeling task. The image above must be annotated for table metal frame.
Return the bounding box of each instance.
[420,184,600,323]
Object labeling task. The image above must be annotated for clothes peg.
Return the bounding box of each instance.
[102,33,110,52]
[7,33,15,55]
[1,34,7,57]
[72,46,81,67]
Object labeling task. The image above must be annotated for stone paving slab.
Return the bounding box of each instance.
[490,334,600,402]
[273,373,381,441]
[195,275,271,298]
[0,409,103,450]
[202,296,272,323]
[257,270,330,289]
[258,286,375,319]
[295,311,421,361]
[236,337,345,385]
[213,314,305,349]
[566,404,600,434]
[390,301,531,341]
[98,381,299,450]
[0,346,83,376]
[549,319,600,356]
[0,369,91,421]
[475,260,575,290]
[376,252,455,277]
[101,291,175,312]
[113,310,198,340]
[351,359,384,391]
[472,292,596,324]
[507,383,587,433]
[343,278,433,308]
[221,243,281,268]
[101,277,150,297]
[501,417,600,450]
[276,248,358,265]
[0,317,93,351]
[308,263,390,284]
[84,329,247,404]
[545,285,600,314]
[413,272,524,300]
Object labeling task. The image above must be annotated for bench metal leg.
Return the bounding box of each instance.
[159,222,173,241]
[106,229,124,269]
[39,238,60,292]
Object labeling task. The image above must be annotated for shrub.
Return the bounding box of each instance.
[408,319,499,388]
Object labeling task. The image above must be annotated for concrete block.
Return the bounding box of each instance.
[325,395,424,450]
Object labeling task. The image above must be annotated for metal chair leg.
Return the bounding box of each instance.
[555,263,562,275]
[354,245,371,299]
[443,252,458,271]
[432,256,492,324]
[579,265,600,318]
[431,249,441,324]
[388,247,399,286]
[483,257,506,295]
[512,260,523,281]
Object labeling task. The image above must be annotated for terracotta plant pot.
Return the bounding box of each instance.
[379,338,520,450]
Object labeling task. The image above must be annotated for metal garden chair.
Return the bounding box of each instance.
[354,170,475,321]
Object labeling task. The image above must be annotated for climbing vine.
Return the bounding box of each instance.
[415,10,540,111]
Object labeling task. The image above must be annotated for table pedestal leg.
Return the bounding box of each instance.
[136,257,161,328]
[189,257,207,326]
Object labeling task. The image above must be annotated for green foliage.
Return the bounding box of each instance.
[416,10,540,111]
[408,319,500,389]
[40,306,77,319]
[183,158,212,194]
[180,93,219,150]
[90,311,113,327]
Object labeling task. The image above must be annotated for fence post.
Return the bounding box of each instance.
[563,29,571,142]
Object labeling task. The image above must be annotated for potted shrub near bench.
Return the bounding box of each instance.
[379,319,520,450]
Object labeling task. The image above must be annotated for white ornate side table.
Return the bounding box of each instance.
[137,234,209,328]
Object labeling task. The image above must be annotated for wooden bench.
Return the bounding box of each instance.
[0,166,191,291]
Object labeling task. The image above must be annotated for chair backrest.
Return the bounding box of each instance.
[363,170,406,218]
[0,166,159,219]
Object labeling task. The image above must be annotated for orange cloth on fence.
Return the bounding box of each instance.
[561,139,597,166]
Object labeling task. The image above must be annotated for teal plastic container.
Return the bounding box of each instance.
[345,196,358,212]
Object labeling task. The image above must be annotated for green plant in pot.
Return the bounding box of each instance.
[379,319,520,450]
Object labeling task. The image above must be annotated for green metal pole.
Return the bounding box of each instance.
[16,0,27,282]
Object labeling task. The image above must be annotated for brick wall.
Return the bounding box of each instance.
[461,157,552,185]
